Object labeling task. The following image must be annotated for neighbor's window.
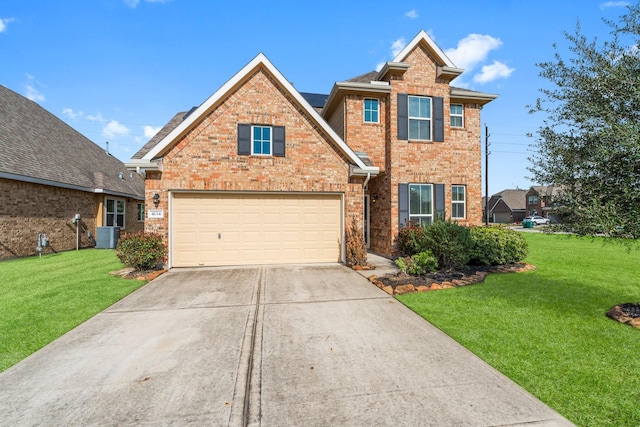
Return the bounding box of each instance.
[452,185,466,219]
[252,125,272,156]
[450,104,464,127]
[409,183,433,226]
[137,203,145,222]
[364,98,379,123]
[106,198,125,228]
[408,96,432,140]
[528,195,539,204]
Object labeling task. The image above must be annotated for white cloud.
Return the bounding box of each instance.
[87,112,106,122]
[405,10,418,19]
[444,34,502,71]
[62,108,83,120]
[24,74,45,103]
[144,125,161,138]
[124,0,172,8]
[600,1,629,9]
[473,61,515,83]
[102,120,130,138]
[0,17,14,33]
[391,38,406,58]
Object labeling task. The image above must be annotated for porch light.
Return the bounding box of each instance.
[152,193,160,208]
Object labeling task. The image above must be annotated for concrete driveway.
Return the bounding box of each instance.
[0,264,573,426]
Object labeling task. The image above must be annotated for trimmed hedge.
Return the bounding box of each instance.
[469,226,529,266]
[115,232,166,270]
[395,223,529,272]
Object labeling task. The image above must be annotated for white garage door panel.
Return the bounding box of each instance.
[172,193,341,267]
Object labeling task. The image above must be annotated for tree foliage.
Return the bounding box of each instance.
[529,3,640,238]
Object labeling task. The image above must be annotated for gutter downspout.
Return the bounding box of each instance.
[363,172,371,190]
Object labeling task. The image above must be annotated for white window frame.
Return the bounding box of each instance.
[452,185,466,219]
[137,203,145,222]
[450,103,464,128]
[409,183,433,226]
[364,98,379,123]
[408,96,432,141]
[105,198,126,228]
[252,125,272,156]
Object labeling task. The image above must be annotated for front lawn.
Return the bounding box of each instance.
[0,249,145,372]
[398,233,640,426]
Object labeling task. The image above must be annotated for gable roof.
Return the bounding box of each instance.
[0,85,144,199]
[488,189,527,212]
[392,30,457,67]
[127,53,378,176]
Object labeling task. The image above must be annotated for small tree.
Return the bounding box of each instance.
[345,217,368,267]
[116,232,166,270]
[529,4,640,239]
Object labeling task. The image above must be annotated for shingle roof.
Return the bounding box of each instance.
[488,189,527,211]
[132,111,189,160]
[0,84,144,198]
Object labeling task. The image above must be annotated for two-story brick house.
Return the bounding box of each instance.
[127,31,496,267]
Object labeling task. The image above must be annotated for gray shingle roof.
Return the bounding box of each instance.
[0,84,144,198]
[488,189,527,211]
[132,111,189,160]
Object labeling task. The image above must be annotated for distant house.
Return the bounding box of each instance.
[526,185,562,222]
[486,189,527,223]
[0,84,145,260]
[127,30,497,267]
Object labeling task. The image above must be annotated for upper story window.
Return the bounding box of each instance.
[450,104,464,128]
[237,124,285,157]
[106,198,125,228]
[409,183,433,226]
[451,185,466,219]
[364,98,379,123]
[252,125,272,156]
[528,195,539,204]
[408,96,432,140]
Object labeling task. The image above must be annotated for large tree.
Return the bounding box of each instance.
[529,3,640,238]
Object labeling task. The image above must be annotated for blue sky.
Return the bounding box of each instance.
[0,0,634,195]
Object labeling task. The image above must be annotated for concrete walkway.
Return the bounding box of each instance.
[0,264,573,426]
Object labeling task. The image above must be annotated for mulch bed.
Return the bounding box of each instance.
[606,303,640,330]
[109,267,167,281]
[365,263,536,295]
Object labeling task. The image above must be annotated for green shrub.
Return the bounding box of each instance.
[422,219,472,270]
[395,250,438,275]
[115,232,166,270]
[396,222,428,256]
[469,226,529,265]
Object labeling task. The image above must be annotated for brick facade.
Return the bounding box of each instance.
[144,69,366,251]
[0,178,143,260]
[132,31,495,264]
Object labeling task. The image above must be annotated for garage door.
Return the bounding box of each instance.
[172,192,342,267]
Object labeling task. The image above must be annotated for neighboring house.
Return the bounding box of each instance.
[486,189,527,224]
[526,185,562,222]
[127,30,497,267]
[0,84,145,260]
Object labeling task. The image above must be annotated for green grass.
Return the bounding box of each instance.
[0,249,145,372]
[398,233,640,426]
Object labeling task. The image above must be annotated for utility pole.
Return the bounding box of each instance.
[485,124,490,226]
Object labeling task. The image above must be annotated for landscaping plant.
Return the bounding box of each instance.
[395,250,438,275]
[345,217,368,267]
[421,219,472,269]
[116,231,166,270]
[469,226,528,266]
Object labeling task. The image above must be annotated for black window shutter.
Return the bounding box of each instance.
[397,93,408,140]
[273,126,285,157]
[435,183,445,219]
[237,124,251,155]
[398,183,409,228]
[433,97,444,142]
